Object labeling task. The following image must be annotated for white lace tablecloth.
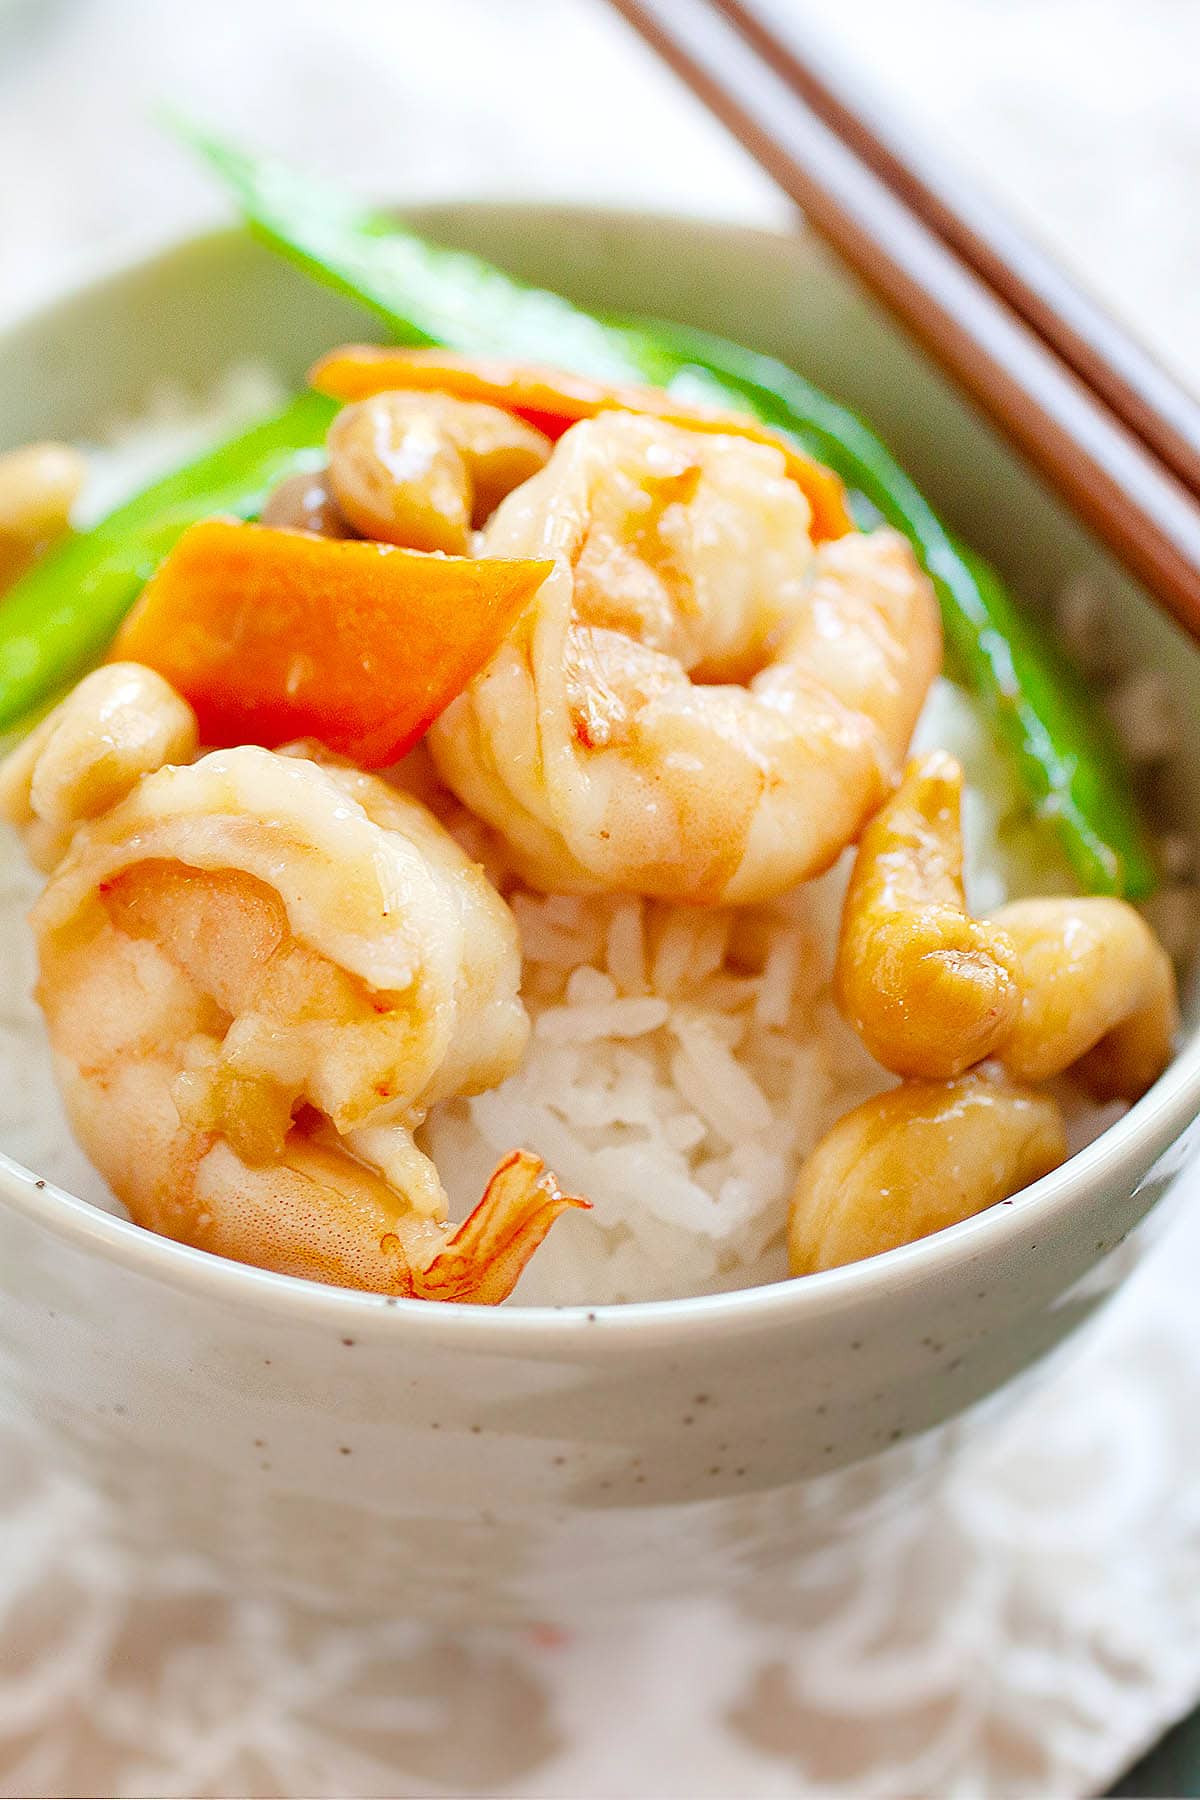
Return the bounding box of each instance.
[5,1193,1200,1799]
[3,2,1200,1794]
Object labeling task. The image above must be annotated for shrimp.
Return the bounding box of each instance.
[991,897,1179,1102]
[835,751,1022,1078]
[788,1067,1067,1274]
[326,389,552,553]
[428,411,941,904]
[0,662,198,871]
[21,686,582,1300]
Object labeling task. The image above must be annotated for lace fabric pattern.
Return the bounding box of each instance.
[2,1176,1199,1800]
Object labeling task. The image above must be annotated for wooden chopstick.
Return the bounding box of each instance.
[711,0,1200,503]
[609,0,1200,644]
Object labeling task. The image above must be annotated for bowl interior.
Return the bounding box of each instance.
[1,205,1198,1330]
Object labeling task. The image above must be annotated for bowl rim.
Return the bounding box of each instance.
[2,204,1198,1354]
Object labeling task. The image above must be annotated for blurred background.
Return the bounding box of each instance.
[2,3,1199,1796]
[2,0,1199,393]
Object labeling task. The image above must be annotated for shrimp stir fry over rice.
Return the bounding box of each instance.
[0,340,1186,1304]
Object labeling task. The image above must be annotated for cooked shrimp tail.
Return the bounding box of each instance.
[411,1150,588,1305]
[153,1130,584,1303]
[789,1068,1067,1275]
[21,672,581,1302]
[836,750,1022,1078]
[992,897,1179,1101]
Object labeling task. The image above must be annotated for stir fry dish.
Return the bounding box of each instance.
[0,135,1183,1305]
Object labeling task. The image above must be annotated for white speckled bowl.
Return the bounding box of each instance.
[1,210,1198,1623]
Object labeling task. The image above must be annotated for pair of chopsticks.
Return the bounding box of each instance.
[609,0,1200,643]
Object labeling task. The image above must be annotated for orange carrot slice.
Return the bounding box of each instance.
[110,519,551,767]
[309,346,855,543]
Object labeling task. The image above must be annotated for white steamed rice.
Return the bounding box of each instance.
[0,371,1194,1305]
[415,680,1129,1304]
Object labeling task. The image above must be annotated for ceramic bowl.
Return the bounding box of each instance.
[1,209,1198,1624]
